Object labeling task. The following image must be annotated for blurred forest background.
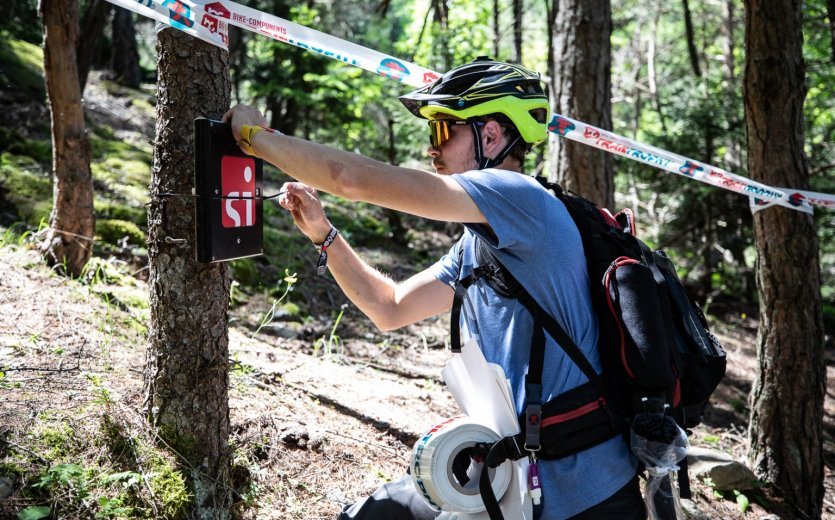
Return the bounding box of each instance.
[1,0,833,308]
[0,0,833,518]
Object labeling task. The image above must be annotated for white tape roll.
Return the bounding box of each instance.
[410,416,512,513]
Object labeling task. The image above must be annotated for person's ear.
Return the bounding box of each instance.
[481,120,505,159]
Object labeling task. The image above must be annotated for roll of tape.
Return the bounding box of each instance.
[410,416,513,513]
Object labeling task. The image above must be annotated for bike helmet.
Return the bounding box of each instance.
[400,57,550,169]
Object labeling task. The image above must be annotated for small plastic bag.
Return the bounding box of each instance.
[630,412,689,520]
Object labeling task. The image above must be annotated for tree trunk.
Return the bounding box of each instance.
[721,0,741,170]
[827,0,835,63]
[385,117,407,245]
[76,0,110,93]
[229,28,245,103]
[433,0,451,70]
[548,0,613,209]
[513,0,522,63]
[145,28,232,520]
[744,1,825,517]
[493,0,501,59]
[110,7,140,88]
[682,0,702,76]
[39,0,95,277]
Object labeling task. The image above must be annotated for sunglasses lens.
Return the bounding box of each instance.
[429,120,450,148]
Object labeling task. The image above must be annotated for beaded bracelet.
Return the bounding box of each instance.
[315,227,339,276]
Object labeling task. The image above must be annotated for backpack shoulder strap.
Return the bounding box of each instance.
[456,238,606,392]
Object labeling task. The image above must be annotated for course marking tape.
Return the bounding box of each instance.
[105,0,832,214]
[410,415,513,513]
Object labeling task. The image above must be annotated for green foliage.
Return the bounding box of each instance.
[0,2,42,44]
[88,126,152,206]
[146,459,190,519]
[94,201,148,229]
[17,506,51,520]
[7,413,192,519]
[252,270,298,338]
[157,424,199,468]
[0,129,52,163]
[313,306,345,358]
[96,219,145,247]
[230,258,260,288]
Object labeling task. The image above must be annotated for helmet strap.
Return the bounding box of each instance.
[471,123,522,170]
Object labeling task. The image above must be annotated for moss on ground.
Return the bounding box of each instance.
[0,152,52,226]
[3,411,193,519]
[97,219,145,247]
[0,32,45,98]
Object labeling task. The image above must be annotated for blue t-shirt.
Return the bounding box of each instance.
[429,169,637,519]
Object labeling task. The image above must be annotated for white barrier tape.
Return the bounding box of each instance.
[410,416,513,514]
[197,1,442,87]
[109,0,228,48]
[110,0,834,214]
[548,114,814,214]
[749,188,835,213]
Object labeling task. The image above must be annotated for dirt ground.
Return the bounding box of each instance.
[0,245,833,520]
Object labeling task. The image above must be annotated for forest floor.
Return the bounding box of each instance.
[0,242,834,520]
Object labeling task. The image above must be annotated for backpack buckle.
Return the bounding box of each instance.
[524,402,542,452]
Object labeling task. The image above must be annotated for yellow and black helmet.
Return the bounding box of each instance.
[399,57,550,145]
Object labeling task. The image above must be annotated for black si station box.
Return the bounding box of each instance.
[194,118,264,263]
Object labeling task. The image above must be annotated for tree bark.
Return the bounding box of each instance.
[76,0,110,93]
[513,0,522,63]
[548,0,613,209]
[145,28,232,520]
[110,7,141,88]
[39,0,95,277]
[432,0,451,70]
[721,0,741,170]
[385,117,407,245]
[827,0,835,63]
[744,1,825,517]
[493,0,501,59]
[682,0,702,76]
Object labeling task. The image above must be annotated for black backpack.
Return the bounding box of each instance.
[449,177,727,519]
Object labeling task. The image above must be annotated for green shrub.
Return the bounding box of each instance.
[96,219,145,246]
[94,200,147,228]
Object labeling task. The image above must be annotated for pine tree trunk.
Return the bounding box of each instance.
[110,7,140,88]
[144,28,232,520]
[76,0,110,93]
[493,0,500,59]
[827,0,835,63]
[548,0,613,209]
[681,0,701,76]
[39,0,95,277]
[513,0,522,63]
[744,1,825,517]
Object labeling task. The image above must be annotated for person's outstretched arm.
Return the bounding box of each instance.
[279,182,454,330]
[222,104,486,224]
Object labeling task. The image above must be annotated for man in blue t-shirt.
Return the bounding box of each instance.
[223,57,645,519]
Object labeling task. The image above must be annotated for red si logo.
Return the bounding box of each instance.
[221,156,256,228]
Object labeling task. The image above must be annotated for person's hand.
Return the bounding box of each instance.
[221,104,269,143]
[278,182,333,244]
